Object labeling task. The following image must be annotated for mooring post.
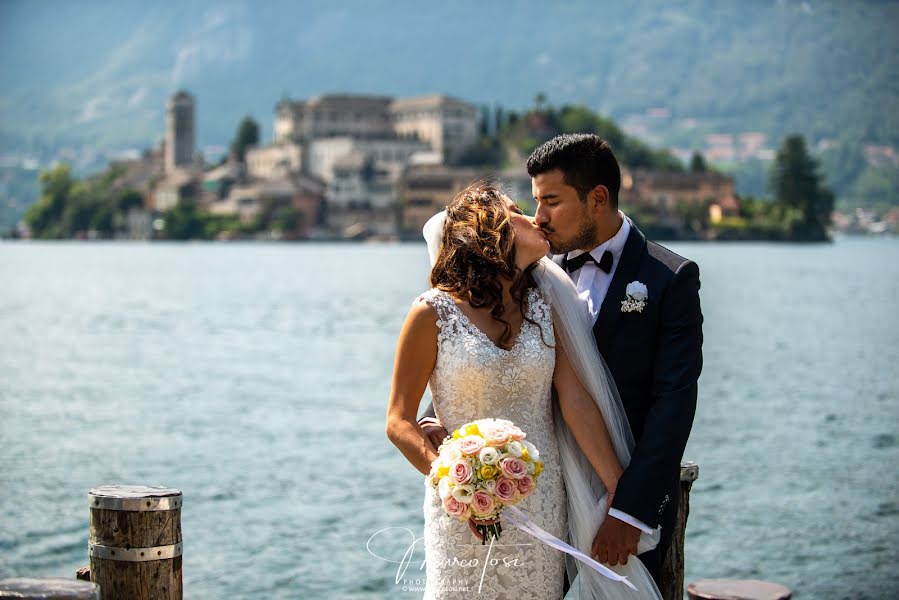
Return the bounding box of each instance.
[0,578,100,599]
[660,460,699,600]
[687,579,792,599]
[87,485,183,600]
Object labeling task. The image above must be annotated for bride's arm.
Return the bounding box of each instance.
[385,301,440,476]
[553,339,623,494]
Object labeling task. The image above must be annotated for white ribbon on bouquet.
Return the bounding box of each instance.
[504,505,638,591]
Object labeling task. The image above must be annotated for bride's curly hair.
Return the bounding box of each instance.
[430,182,548,350]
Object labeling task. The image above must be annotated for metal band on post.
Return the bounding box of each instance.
[89,494,182,512]
[681,460,699,482]
[89,541,183,562]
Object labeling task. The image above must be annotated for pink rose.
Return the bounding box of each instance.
[499,456,528,479]
[517,475,535,497]
[449,459,473,485]
[457,435,486,456]
[483,424,511,446]
[508,425,526,441]
[494,477,518,502]
[443,495,470,520]
[470,491,495,516]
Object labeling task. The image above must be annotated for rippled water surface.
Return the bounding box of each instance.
[1,238,897,599]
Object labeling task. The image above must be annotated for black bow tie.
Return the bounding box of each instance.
[563,250,613,274]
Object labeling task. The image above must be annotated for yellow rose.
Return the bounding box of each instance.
[463,423,481,437]
[452,429,462,439]
[521,448,530,461]
[534,461,544,476]
[436,465,449,478]
[479,465,498,479]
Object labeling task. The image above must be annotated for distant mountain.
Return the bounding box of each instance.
[1,0,897,202]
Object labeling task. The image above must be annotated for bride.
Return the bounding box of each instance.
[386,183,661,599]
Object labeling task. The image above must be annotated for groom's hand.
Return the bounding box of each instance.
[592,516,640,566]
[421,423,449,453]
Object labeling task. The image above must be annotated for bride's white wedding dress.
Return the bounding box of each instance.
[418,287,567,599]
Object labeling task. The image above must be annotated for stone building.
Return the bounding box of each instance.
[200,159,244,205]
[306,136,430,182]
[274,94,394,143]
[495,166,535,213]
[390,94,478,162]
[165,91,195,174]
[396,164,481,236]
[153,170,197,212]
[208,174,325,238]
[326,152,397,239]
[622,169,739,226]
[245,142,303,180]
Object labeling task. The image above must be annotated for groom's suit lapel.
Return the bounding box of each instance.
[593,221,647,356]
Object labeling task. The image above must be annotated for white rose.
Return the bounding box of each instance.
[443,444,463,462]
[451,484,475,504]
[438,477,453,500]
[526,461,536,474]
[505,441,524,457]
[483,479,496,494]
[626,281,648,302]
[523,441,540,461]
[478,446,500,465]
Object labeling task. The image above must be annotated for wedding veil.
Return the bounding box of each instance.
[423,210,662,599]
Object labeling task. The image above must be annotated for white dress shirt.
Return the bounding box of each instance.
[564,212,655,535]
[564,212,630,326]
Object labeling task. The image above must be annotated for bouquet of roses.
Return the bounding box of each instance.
[426,418,544,543]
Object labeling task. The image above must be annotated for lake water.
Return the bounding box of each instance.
[1,238,897,599]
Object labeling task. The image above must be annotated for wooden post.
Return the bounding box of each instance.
[88,485,183,600]
[660,461,699,600]
[0,578,100,599]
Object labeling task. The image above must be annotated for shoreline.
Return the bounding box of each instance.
[5,233,895,245]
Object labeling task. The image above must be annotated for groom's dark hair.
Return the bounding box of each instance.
[526,134,621,208]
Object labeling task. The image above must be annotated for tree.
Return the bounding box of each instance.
[690,152,707,172]
[453,137,505,168]
[24,164,75,238]
[162,200,206,240]
[493,105,504,137]
[231,115,260,162]
[117,189,145,212]
[559,105,598,134]
[769,134,834,240]
[849,165,899,210]
[478,105,491,137]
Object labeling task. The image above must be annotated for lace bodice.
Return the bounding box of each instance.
[417,287,567,599]
[420,287,556,435]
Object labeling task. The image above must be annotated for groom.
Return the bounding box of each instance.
[420,133,703,587]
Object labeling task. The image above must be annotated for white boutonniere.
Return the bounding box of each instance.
[621,281,648,313]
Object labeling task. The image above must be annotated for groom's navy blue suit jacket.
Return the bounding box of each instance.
[558,221,703,530]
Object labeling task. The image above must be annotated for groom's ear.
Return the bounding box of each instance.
[588,185,611,213]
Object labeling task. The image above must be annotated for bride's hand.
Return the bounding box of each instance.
[468,517,499,542]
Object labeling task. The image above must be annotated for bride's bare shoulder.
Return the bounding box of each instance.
[403,292,440,334]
